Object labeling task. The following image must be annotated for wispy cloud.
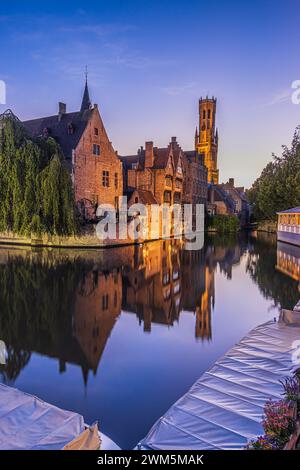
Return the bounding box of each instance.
[162,82,198,96]
[13,31,44,42]
[60,23,137,37]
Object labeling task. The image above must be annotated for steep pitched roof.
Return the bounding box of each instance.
[120,154,141,168]
[184,150,197,160]
[120,147,171,170]
[132,189,158,205]
[121,139,186,172]
[153,147,170,169]
[212,184,236,212]
[22,108,93,161]
[80,80,92,112]
[22,81,95,163]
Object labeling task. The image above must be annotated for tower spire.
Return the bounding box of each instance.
[80,66,92,112]
[194,126,199,148]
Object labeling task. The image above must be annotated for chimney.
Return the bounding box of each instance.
[58,102,66,121]
[145,141,154,168]
[171,136,177,143]
[228,178,234,187]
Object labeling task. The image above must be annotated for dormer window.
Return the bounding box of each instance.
[67,123,74,135]
[42,127,50,138]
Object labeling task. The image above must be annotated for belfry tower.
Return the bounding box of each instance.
[195,97,219,184]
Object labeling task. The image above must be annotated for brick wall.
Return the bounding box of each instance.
[73,107,123,209]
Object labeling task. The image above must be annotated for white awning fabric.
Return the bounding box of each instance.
[0,383,84,450]
[138,319,300,450]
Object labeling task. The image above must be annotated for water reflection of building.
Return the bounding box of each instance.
[123,240,182,332]
[0,239,248,385]
[0,249,124,385]
[123,240,216,341]
[276,241,300,289]
[72,269,122,383]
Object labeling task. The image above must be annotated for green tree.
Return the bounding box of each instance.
[0,111,77,236]
[248,126,300,220]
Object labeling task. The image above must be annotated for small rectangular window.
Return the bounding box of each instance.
[208,109,211,119]
[102,170,109,187]
[114,172,118,189]
[102,294,109,310]
[93,144,100,156]
[94,127,99,136]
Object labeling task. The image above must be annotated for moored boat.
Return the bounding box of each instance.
[277,206,300,246]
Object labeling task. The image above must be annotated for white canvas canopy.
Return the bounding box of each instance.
[138,317,300,450]
[0,383,120,450]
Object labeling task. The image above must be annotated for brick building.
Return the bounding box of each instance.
[121,137,184,206]
[23,81,123,218]
[182,150,208,206]
[207,178,250,226]
[221,178,250,226]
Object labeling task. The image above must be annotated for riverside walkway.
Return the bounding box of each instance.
[138,309,300,450]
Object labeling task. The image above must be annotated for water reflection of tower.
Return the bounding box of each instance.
[73,269,122,383]
[181,249,214,341]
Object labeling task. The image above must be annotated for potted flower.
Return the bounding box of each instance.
[246,435,277,450]
[262,399,296,449]
[246,370,300,450]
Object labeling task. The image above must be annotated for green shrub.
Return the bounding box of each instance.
[208,214,239,233]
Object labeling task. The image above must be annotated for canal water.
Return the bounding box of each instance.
[0,232,299,449]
